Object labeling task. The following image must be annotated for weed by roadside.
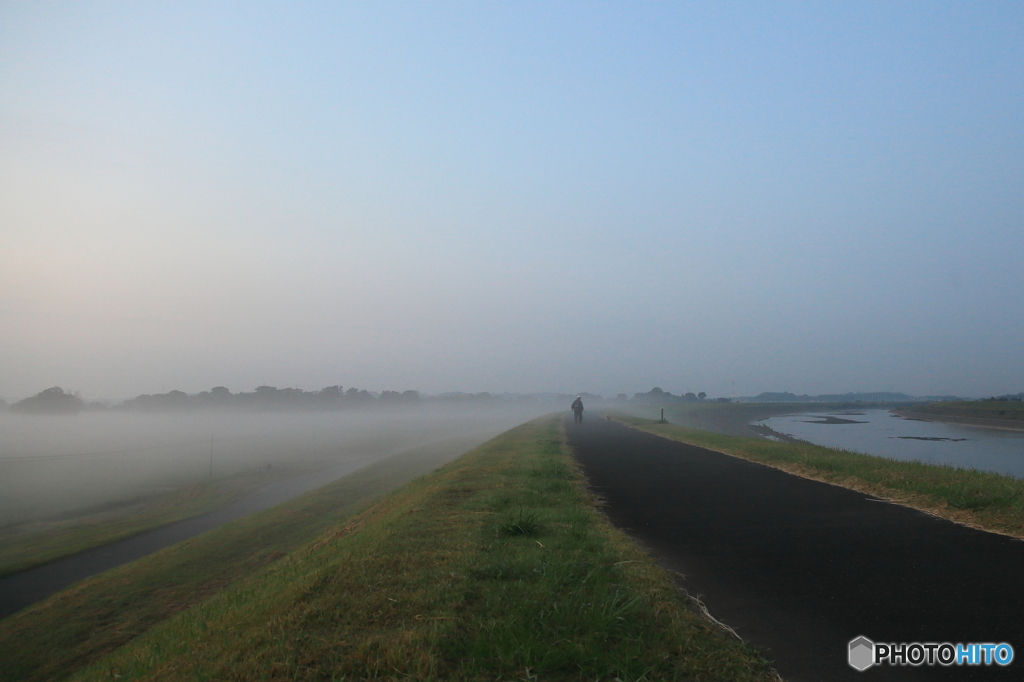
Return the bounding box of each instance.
[498,509,544,537]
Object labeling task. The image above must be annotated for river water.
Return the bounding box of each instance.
[756,409,1024,479]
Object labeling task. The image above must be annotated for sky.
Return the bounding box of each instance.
[2,1,1022,401]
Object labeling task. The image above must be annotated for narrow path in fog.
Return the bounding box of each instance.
[0,456,378,619]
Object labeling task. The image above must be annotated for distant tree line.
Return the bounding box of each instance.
[2,385,551,415]
[631,387,723,404]
[743,391,963,403]
[12,385,990,415]
[979,393,1024,402]
[119,385,386,412]
[7,386,88,414]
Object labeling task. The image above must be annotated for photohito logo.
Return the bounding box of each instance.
[849,636,1014,670]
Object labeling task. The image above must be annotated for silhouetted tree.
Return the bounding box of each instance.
[210,386,232,400]
[12,387,84,414]
[317,386,343,408]
[633,387,680,404]
[345,387,372,403]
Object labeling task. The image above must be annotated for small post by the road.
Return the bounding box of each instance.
[661,408,664,421]
[209,435,214,480]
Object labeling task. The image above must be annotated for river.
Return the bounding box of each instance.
[755,408,1024,479]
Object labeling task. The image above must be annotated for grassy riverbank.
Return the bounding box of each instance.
[615,413,1024,539]
[0,443,462,682]
[5,416,776,681]
[0,464,323,578]
[622,401,916,438]
[895,400,1024,429]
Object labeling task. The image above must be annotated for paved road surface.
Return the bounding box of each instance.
[567,418,1023,681]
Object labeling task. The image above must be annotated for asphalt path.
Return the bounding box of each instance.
[567,417,1024,681]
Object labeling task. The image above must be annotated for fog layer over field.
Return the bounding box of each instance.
[0,403,551,528]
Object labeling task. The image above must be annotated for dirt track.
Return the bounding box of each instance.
[567,417,1023,681]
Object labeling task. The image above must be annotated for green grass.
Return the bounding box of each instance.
[901,400,1024,423]
[497,508,544,537]
[0,464,321,578]
[51,416,775,681]
[620,400,913,437]
[0,444,461,682]
[614,412,1024,539]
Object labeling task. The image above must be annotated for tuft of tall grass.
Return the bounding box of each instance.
[498,509,544,537]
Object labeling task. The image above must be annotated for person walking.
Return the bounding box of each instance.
[571,396,584,423]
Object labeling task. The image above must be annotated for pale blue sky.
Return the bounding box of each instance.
[2,2,1022,400]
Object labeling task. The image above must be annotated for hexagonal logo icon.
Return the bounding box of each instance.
[849,636,875,671]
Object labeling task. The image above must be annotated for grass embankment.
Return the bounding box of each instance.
[0,465,323,578]
[897,400,1024,428]
[620,401,913,437]
[0,444,462,682]
[23,416,776,682]
[615,411,1024,539]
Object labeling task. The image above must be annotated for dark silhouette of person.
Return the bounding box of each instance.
[571,396,584,423]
